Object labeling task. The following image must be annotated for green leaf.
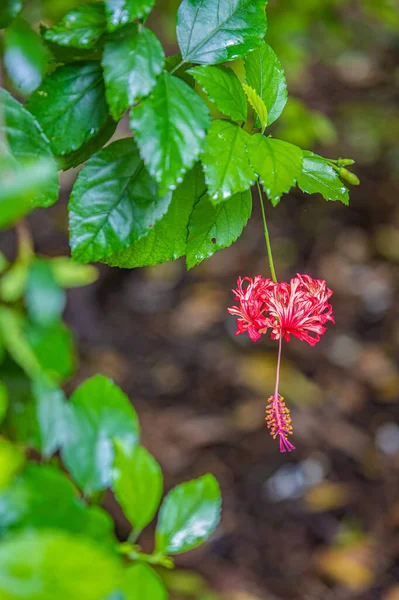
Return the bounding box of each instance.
[188,65,247,121]
[50,257,99,288]
[26,321,76,383]
[201,120,255,203]
[122,564,167,600]
[26,62,110,157]
[0,262,29,303]
[155,474,221,555]
[0,530,122,600]
[104,164,206,268]
[26,259,66,327]
[131,72,209,196]
[244,41,287,126]
[0,89,59,208]
[165,54,195,88]
[69,138,172,263]
[111,443,163,533]
[177,0,267,65]
[4,17,47,96]
[44,3,106,49]
[186,189,252,269]
[297,151,350,204]
[0,438,24,490]
[31,378,67,457]
[41,24,102,63]
[0,463,114,541]
[242,84,268,132]
[102,24,164,120]
[248,134,303,206]
[0,0,21,29]
[0,382,8,426]
[0,307,41,379]
[62,375,140,494]
[105,0,157,31]
[57,117,117,171]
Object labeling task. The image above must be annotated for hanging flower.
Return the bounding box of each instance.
[227,276,274,342]
[266,394,295,453]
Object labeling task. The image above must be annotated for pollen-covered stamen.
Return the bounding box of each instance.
[265,394,295,453]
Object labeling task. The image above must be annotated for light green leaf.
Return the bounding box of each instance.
[50,257,99,288]
[111,443,163,532]
[155,474,221,555]
[298,151,349,204]
[102,24,164,120]
[0,89,59,208]
[44,3,106,49]
[248,134,303,206]
[105,0,157,31]
[0,262,29,303]
[0,382,8,426]
[242,84,268,132]
[0,530,122,600]
[122,564,167,600]
[244,41,287,126]
[0,0,22,29]
[0,307,41,379]
[131,72,209,195]
[57,117,117,171]
[201,120,255,203]
[0,438,24,490]
[26,321,76,383]
[188,65,247,121]
[177,0,267,65]
[26,62,110,157]
[62,375,140,494]
[187,189,252,269]
[104,164,206,268]
[69,138,172,263]
[26,259,66,327]
[4,17,47,96]
[31,378,67,457]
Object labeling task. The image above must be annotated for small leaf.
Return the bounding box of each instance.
[69,138,172,263]
[105,0,157,31]
[0,89,59,208]
[105,164,206,268]
[44,3,106,49]
[177,0,267,65]
[31,378,67,457]
[26,321,76,383]
[244,41,287,126]
[102,24,164,120]
[155,474,221,555]
[248,134,303,206]
[0,438,25,490]
[26,259,66,327]
[187,189,252,269]
[61,375,140,494]
[0,262,29,303]
[41,24,102,63]
[4,17,47,96]
[188,65,247,121]
[131,72,210,195]
[50,257,98,288]
[57,117,117,171]
[0,307,41,379]
[26,62,110,157]
[111,443,163,532]
[0,0,22,29]
[0,530,122,600]
[122,564,167,600]
[297,151,349,204]
[201,120,255,203]
[0,382,8,426]
[242,83,268,131]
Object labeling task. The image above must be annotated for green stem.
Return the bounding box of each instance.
[128,528,141,545]
[169,59,185,75]
[256,180,278,284]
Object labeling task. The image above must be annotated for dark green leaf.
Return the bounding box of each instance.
[102,24,164,120]
[26,259,66,327]
[131,72,209,195]
[44,3,106,49]
[122,564,167,600]
[188,65,247,121]
[69,138,172,263]
[111,443,163,532]
[26,62,110,156]
[0,89,59,208]
[62,375,140,494]
[57,117,116,170]
[0,438,24,490]
[177,0,267,65]
[165,54,195,88]
[105,0,156,31]
[155,474,221,555]
[41,24,102,63]
[0,464,114,542]
[248,134,303,206]
[0,0,21,29]
[31,378,67,457]
[186,189,252,269]
[0,530,122,600]
[26,321,76,383]
[105,164,206,268]
[297,151,349,204]
[4,17,47,96]
[0,382,8,426]
[244,41,287,126]
[201,120,255,203]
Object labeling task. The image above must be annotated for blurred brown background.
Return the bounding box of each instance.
[2,0,399,598]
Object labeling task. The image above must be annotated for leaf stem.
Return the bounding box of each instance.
[15,220,33,263]
[169,60,186,75]
[256,180,278,284]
